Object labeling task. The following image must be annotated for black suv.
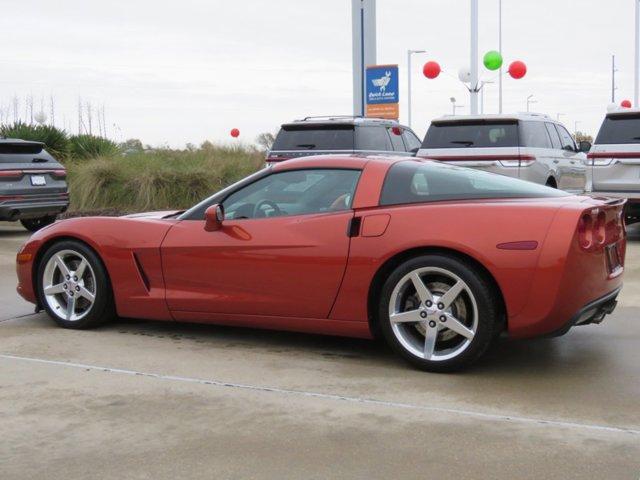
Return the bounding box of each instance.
[266,116,422,165]
[0,139,69,231]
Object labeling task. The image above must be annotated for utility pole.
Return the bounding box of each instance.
[407,49,426,127]
[612,54,617,103]
[352,0,376,116]
[470,0,479,114]
[498,0,503,113]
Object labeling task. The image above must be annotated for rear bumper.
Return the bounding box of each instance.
[546,287,621,337]
[589,190,640,200]
[0,195,69,221]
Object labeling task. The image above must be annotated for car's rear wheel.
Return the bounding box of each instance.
[37,240,116,329]
[21,215,57,232]
[378,255,499,372]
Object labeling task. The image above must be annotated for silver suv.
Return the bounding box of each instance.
[589,109,640,223]
[266,116,422,165]
[416,113,590,193]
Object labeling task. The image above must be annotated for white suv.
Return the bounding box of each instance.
[589,109,640,223]
[416,113,590,193]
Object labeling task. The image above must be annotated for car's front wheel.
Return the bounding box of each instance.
[20,215,56,232]
[37,240,116,329]
[378,254,500,372]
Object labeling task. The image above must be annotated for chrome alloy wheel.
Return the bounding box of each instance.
[388,267,478,361]
[42,249,97,322]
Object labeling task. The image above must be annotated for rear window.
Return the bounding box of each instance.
[519,121,552,148]
[595,114,640,144]
[271,125,354,151]
[0,142,46,163]
[380,160,569,205]
[355,126,392,151]
[422,121,519,149]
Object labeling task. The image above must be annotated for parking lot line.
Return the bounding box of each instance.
[1,352,638,437]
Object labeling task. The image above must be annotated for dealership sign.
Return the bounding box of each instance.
[365,64,399,120]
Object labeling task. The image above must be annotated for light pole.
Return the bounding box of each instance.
[470,0,479,114]
[633,0,640,108]
[480,80,494,114]
[407,49,426,127]
[450,97,465,115]
[498,0,503,113]
[574,120,581,137]
[556,113,565,121]
[526,94,536,112]
[612,54,618,103]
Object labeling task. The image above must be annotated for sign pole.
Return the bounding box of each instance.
[635,0,639,107]
[352,0,377,116]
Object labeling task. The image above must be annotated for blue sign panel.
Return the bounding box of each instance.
[366,65,399,105]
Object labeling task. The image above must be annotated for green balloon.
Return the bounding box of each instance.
[483,50,503,71]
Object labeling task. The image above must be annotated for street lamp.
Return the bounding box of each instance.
[574,120,581,137]
[450,97,465,115]
[407,49,426,127]
[526,94,537,112]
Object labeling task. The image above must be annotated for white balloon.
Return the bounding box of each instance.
[606,103,618,113]
[458,67,471,83]
[34,111,48,124]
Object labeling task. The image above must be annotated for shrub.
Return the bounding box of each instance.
[69,134,120,159]
[0,122,70,159]
[67,144,264,213]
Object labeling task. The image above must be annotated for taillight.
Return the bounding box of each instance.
[51,169,67,178]
[578,207,624,251]
[0,170,23,179]
[498,155,536,167]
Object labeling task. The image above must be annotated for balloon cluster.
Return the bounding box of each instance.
[422,51,526,81]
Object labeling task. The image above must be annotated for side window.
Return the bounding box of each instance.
[222,169,361,220]
[402,129,422,151]
[554,124,576,151]
[544,123,562,149]
[356,126,393,151]
[520,121,552,148]
[387,127,406,151]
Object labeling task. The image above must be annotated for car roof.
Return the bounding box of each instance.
[605,108,640,117]
[271,154,410,172]
[281,115,409,129]
[0,138,45,145]
[431,112,554,123]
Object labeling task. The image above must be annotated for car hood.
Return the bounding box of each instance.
[122,210,182,219]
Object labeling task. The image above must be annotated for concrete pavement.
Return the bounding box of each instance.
[1,221,639,479]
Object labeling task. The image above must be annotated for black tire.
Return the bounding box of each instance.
[377,254,499,373]
[21,215,56,232]
[545,178,557,188]
[36,240,116,329]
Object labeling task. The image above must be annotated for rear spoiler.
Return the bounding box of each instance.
[0,141,45,155]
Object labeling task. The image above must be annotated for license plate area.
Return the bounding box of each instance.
[30,175,46,186]
[605,243,623,277]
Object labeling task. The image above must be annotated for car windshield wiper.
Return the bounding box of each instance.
[296,144,316,149]
[450,140,474,147]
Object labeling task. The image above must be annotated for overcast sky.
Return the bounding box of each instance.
[0,0,636,146]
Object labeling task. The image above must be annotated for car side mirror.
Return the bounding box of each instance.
[204,204,224,231]
[578,140,591,153]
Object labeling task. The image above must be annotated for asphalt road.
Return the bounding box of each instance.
[1,221,639,480]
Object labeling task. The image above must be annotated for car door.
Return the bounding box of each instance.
[554,123,586,192]
[161,168,361,319]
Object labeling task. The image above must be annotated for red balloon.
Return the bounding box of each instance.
[423,61,441,79]
[508,60,527,79]
[621,99,632,108]
[391,126,402,136]
[230,128,240,138]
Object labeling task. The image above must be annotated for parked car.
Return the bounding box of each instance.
[0,139,69,231]
[17,155,625,372]
[589,108,640,223]
[417,113,591,193]
[266,116,422,165]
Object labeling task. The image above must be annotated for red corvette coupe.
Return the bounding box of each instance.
[16,156,626,371]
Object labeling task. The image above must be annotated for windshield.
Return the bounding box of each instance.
[271,125,354,151]
[422,121,519,149]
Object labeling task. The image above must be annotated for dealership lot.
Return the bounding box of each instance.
[1,221,639,479]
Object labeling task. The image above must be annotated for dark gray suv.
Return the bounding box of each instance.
[0,139,69,231]
[266,116,422,165]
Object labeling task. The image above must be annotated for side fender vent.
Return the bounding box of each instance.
[132,252,150,291]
